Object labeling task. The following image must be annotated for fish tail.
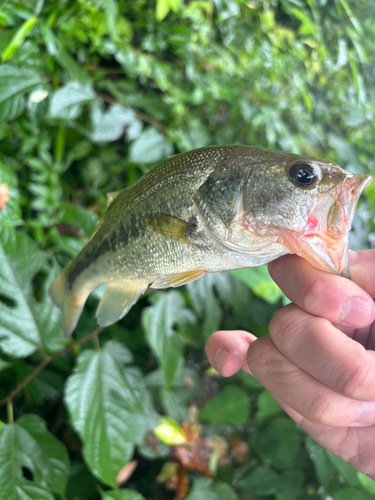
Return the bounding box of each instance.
[49,268,88,337]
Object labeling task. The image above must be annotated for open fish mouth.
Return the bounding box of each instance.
[280,173,372,278]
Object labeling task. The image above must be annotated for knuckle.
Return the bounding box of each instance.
[270,306,328,351]
[336,351,371,397]
[306,390,338,425]
[247,338,275,379]
[301,277,327,314]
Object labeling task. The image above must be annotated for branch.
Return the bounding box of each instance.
[0,326,104,408]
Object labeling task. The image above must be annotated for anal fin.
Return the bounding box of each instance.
[96,283,148,326]
[151,270,206,289]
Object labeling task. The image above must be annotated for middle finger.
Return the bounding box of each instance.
[269,304,375,401]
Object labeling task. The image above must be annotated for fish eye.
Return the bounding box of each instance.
[288,163,318,188]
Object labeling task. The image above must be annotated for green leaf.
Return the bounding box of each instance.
[358,472,375,494]
[60,202,98,238]
[93,0,119,39]
[327,452,359,486]
[256,389,282,423]
[251,417,301,469]
[101,490,146,500]
[231,265,284,304]
[0,163,22,227]
[185,477,239,500]
[278,469,304,500]
[305,437,338,491]
[238,466,280,495]
[0,414,69,500]
[129,127,173,164]
[333,488,372,500]
[91,104,136,142]
[199,385,250,425]
[154,416,187,445]
[0,64,42,120]
[2,16,37,61]
[64,341,146,486]
[0,358,10,372]
[156,0,170,21]
[142,290,194,388]
[0,227,66,357]
[49,82,96,119]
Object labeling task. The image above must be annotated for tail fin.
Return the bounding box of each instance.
[49,270,87,337]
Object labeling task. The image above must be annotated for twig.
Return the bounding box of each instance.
[0,326,104,408]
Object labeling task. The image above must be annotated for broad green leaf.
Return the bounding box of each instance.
[142,290,194,388]
[129,127,173,164]
[251,417,301,469]
[238,466,280,495]
[2,16,37,61]
[101,490,146,500]
[0,65,42,120]
[199,385,250,425]
[185,477,238,500]
[231,265,284,304]
[93,0,119,38]
[278,469,304,500]
[0,414,69,500]
[154,416,186,445]
[156,0,170,21]
[0,227,66,357]
[49,82,96,119]
[91,104,136,142]
[358,472,375,494]
[256,389,282,423]
[60,202,98,238]
[305,437,339,491]
[64,341,147,486]
[0,358,10,371]
[187,272,248,338]
[327,452,359,486]
[0,163,22,226]
[333,488,372,500]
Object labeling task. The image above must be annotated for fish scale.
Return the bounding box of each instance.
[49,145,371,336]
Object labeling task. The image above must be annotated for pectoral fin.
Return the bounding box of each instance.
[96,283,148,326]
[145,213,191,244]
[151,270,206,289]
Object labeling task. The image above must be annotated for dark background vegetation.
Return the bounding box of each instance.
[1,0,375,499]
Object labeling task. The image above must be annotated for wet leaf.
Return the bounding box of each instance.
[0,65,42,120]
[199,385,250,425]
[0,414,69,500]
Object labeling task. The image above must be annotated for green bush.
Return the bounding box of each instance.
[0,0,375,499]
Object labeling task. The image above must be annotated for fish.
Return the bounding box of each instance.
[49,145,372,336]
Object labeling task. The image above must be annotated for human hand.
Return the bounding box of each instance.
[205,250,375,478]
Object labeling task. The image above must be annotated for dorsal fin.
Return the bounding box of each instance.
[106,189,125,208]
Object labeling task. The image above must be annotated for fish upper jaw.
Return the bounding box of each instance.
[279,173,372,278]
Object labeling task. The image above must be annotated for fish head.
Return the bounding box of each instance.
[244,153,372,277]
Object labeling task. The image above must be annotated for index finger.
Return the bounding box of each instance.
[268,253,375,329]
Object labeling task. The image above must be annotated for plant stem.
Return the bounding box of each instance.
[0,326,104,408]
[7,401,13,424]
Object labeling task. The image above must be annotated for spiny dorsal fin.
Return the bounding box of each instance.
[145,213,191,244]
[106,189,125,208]
[151,270,206,289]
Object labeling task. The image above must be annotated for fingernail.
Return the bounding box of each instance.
[340,297,374,326]
[355,401,375,425]
[215,347,229,373]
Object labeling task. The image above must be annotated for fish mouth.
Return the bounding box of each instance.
[280,173,372,278]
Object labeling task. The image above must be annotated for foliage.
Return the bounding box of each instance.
[0,0,375,499]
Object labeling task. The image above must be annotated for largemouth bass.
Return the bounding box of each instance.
[49,145,371,336]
